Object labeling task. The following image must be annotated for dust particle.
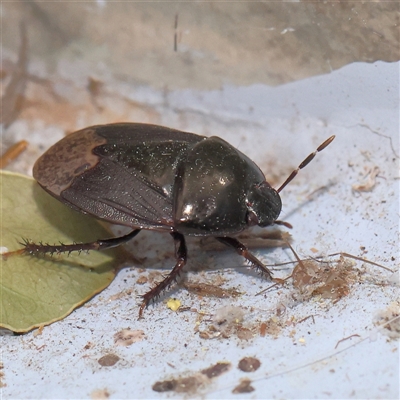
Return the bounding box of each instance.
[152,374,208,393]
[213,306,244,325]
[260,317,282,338]
[352,166,380,192]
[238,357,261,372]
[236,326,254,340]
[260,322,267,337]
[114,329,145,346]
[0,362,5,388]
[374,302,400,339]
[201,362,231,378]
[183,281,240,298]
[98,354,120,367]
[90,388,110,399]
[199,306,249,339]
[152,362,231,393]
[152,379,177,392]
[232,378,255,394]
[136,275,148,284]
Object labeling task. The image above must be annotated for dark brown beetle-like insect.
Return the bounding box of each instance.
[28,123,334,317]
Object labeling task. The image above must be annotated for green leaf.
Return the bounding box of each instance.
[1,171,125,333]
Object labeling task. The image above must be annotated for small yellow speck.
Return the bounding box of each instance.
[299,337,306,344]
[166,298,181,312]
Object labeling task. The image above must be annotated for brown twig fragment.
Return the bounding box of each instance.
[0,140,28,168]
[335,334,361,349]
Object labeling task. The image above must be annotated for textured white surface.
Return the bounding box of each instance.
[1,61,399,399]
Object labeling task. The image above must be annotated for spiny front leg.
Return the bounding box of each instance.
[139,231,187,318]
[20,229,141,256]
[215,236,273,280]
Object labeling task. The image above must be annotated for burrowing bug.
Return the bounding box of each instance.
[28,123,334,317]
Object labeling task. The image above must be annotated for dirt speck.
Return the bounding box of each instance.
[352,165,380,192]
[153,374,208,394]
[374,302,400,339]
[232,378,255,394]
[197,305,264,340]
[136,275,148,284]
[83,342,94,350]
[0,362,5,388]
[108,290,130,301]
[90,388,110,399]
[183,281,241,298]
[152,362,231,394]
[98,354,120,367]
[259,322,267,337]
[236,326,254,340]
[260,317,282,338]
[114,329,145,346]
[238,357,261,372]
[198,306,253,339]
[201,362,231,378]
[152,379,177,392]
[213,306,244,325]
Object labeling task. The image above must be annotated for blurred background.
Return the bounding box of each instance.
[2,2,399,172]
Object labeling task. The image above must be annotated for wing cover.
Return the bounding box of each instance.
[54,123,206,229]
[61,158,174,229]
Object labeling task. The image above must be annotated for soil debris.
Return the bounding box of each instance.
[352,166,380,192]
[232,378,255,394]
[374,302,400,339]
[183,281,241,298]
[238,357,261,372]
[152,362,231,394]
[98,354,120,367]
[292,258,359,302]
[114,329,145,346]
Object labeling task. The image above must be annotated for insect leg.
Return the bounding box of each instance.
[139,231,187,318]
[215,236,273,280]
[22,229,141,255]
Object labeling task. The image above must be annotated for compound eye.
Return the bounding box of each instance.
[246,210,259,226]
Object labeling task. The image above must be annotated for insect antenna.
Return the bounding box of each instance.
[277,135,335,193]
